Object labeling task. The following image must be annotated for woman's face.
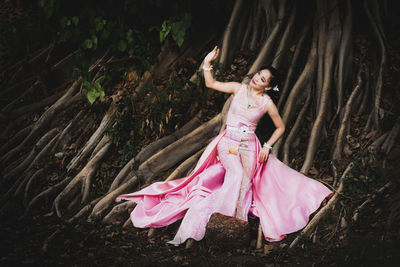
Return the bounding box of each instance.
[250,69,272,91]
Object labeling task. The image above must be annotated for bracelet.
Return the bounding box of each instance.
[263,143,272,150]
[203,65,213,71]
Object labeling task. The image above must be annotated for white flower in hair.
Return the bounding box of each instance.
[273,85,279,92]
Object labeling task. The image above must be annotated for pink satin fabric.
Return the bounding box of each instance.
[116,84,332,245]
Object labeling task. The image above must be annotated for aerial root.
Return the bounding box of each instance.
[108,111,202,192]
[66,102,117,173]
[102,201,136,225]
[53,141,111,218]
[332,67,362,161]
[24,168,45,204]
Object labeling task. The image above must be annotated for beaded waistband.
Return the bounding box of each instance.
[226,125,255,134]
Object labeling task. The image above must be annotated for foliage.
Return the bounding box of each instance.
[83,80,105,105]
[159,13,192,47]
[107,59,201,165]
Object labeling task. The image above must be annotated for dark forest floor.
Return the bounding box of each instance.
[0,176,399,267]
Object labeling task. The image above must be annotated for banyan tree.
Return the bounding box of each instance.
[1,0,398,255]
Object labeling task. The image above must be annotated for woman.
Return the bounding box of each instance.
[116,46,332,246]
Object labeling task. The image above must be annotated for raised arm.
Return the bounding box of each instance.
[203,46,241,95]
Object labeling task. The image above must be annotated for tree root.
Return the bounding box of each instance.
[54,140,111,218]
[219,0,244,67]
[23,168,45,205]
[67,197,102,224]
[364,0,386,129]
[108,112,202,193]
[352,181,392,222]
[102,201,136,225]
[165,147,205,182]
[138,114,221,182]
[7,87,68,121]
[283,93,311,164]
[301,3,341,174]
[277,23,310,109]
[248,0,287,74]
[0,125,33,159]
[271,1,297,69]
[50,110,86,155]
[1,80,40,114]
[92,114,221,221]
[2,49,109,166]
[332,67,362,161]
[14,131,60,197]
[273,30,317,156]
[134,111,202,165]
[381,119,400,155]
[1,79,82,165]
[331,0,353,127]
[42,229,62,253]
[89,176,140,220]
[289,162,354,249]
[21,176,73,218]
[67,102,117,173]
[2,128,59,184]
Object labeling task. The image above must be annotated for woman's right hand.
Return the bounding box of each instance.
[204,46,220,65]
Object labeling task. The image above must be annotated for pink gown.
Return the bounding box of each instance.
[116,84,332,245]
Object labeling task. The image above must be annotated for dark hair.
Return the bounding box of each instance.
[257,65,282,102]
[260,65,281,88]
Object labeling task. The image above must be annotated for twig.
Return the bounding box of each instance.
[352,181,392,222]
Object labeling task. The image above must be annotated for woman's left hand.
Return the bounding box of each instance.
[258,147,270,163]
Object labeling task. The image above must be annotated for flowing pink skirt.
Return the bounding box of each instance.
[116,130,332,245]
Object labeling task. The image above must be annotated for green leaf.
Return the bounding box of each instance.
[83,39,93,49]
[92,35,98,46]
[126,29,133,43]
[101,25,111,40]
[72,16,79,26]
[118,40,127,52]
[172,24,185,47]
[160,21,171,43]
[93,82,101,91]
[86,89,97,104]
[94,17,104,32]
[99,90,105,102]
